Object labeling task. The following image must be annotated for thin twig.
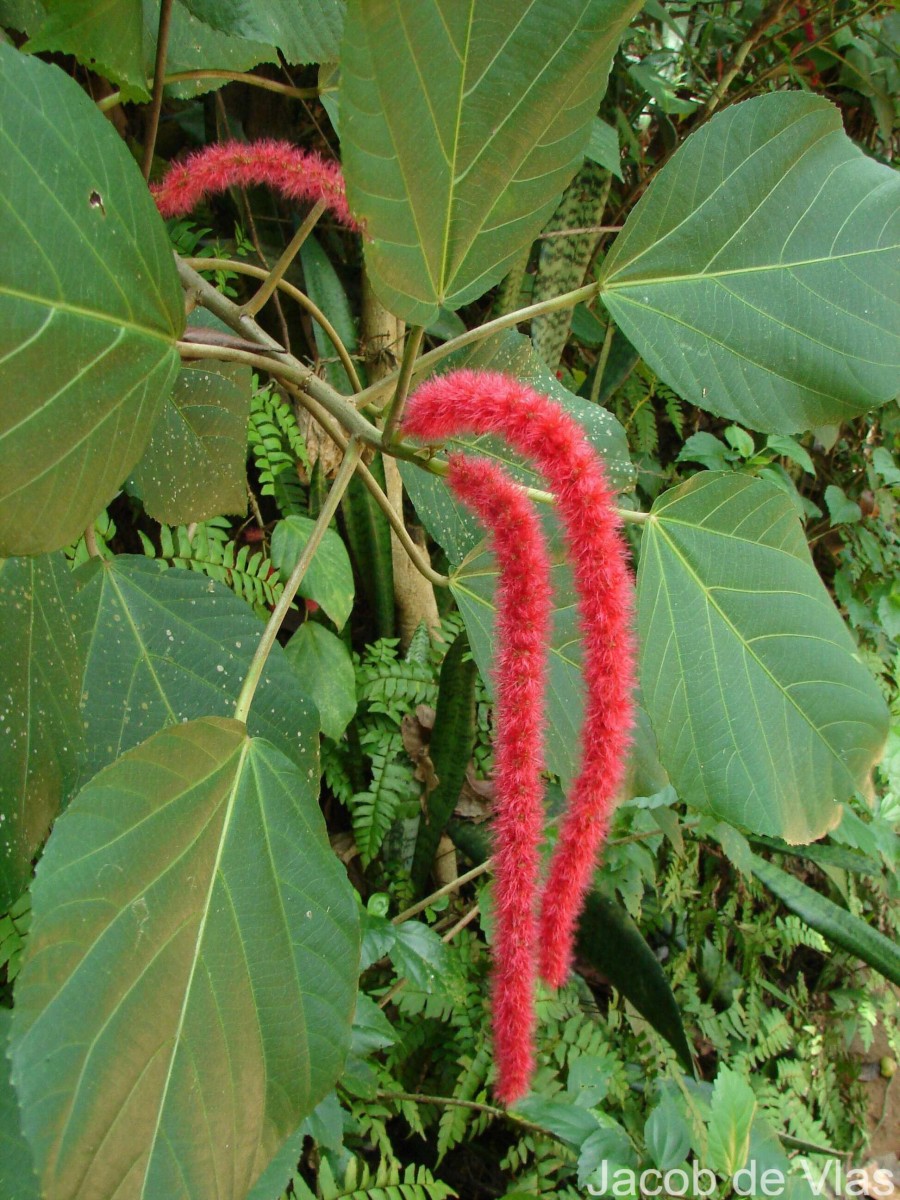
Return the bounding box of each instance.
[382,325,425,447]
[83,524,100,559]
[375,1091,548,1133]
[242,199,327,318]
[539,224,623,239]
[233,440,363,724]
[141,0,175,180]
[184,256,363,393]
[589,317,616,407]
[393,860,492,925]
[98,71,325,113]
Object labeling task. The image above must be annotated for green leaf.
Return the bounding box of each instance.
[0,553,84,907]
[513,1095,602,1146]
[0,45,183,555]
[0,1010,39,1200]
[824,484,862,526]
[182,0,344,63]
[271,515,354,630]
[26,0,145,98]
[130,362,251,525]
[10,717,360,1200]
[749,852,900,986]
[637,473,888,841]
[73,556,318,781]
[576,888,694,1071]
[644,1090,692,1171]
[585,116,622,178]
[284,621,357,741]
[154,2,277,98]
[706,1067,756,1176]
[341,0,641,324]
[600,93,900,434]
[578,1121,638,1189]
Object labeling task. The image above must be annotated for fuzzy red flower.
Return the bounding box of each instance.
[444,452,552,1106]
[151,138,358,231]
[403,369,635,997]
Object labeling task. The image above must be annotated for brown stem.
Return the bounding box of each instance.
[141,0,175,180]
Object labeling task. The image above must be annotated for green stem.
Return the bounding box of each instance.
[233,439,363,724]
[375,1091,548,1135]
[382,325,425,447]
[241,199,327,318]
[97,71,323,113]
[355,279,602,411]
[392,860,492,925]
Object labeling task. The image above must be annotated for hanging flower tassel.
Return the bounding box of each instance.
[443,452,553,1106]
[403,369,636,1001]
[151,138,359,231]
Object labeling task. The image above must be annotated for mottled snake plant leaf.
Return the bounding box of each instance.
[341,0,642,325]
[10,718,360,1200]
[637,472,889,842]
[0,44,183,555]
[600,93,900,434]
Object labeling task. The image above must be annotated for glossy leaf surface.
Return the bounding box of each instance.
[73,556,318,782]
[637,473,888,841]
[10,718,360,1200]
[341,0,641,323]
[0,45,182,555]
[601,93,900,434]
[0,553,83,907]
[131,362,251,525]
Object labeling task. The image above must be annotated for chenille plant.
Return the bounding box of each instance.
[0,2,898,1200]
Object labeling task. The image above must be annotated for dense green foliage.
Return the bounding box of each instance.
[0,2,898,1198]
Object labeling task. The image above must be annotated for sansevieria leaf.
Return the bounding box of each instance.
[341,0,642,325]
[600,93,900,434]
[637,473,888,842]
[10,718,360,1200]
[0,44,183,555]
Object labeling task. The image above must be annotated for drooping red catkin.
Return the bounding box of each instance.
[151,138,359,231]
[445,452,553,1106]
[403,369,636,994]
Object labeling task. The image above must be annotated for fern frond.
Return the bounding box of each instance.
[248,381,310,516]
[351,726,419,864]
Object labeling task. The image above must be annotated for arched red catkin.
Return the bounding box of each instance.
[151,139,359,231]
[403,370,636,990]
[444,452,553,1106]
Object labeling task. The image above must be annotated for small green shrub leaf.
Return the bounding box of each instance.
[706,1067,756,1176]
[130,362,251,525]
[0,553,84,907]
[10,718,360,1200]
[26,0,146,98]
[341,0,642,324]
[271,515,355,630]
[601,93,900,434]
[284,621,357,741]
[637,472,889,842]
[0,44,183,555]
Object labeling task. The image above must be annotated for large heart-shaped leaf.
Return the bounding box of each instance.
[73,556,318,784]
[341,0,641,324]
[26,0,145,97]
[10,717,360,1200]
[0,45,183,555]
[637,472,888,842]
[600,93,900,434]
[0,1010,39,1200]
[0,553,84,907]
[180,0,344,63]
[130,362,251,525]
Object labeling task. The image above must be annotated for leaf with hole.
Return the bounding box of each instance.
[341,0,642,323]
[637,472,888,842]
[10,717,360,1200]
[601,93,900,434]
[0,45,183,555]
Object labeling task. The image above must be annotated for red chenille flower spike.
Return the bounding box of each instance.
[444,452,553,1106]
[403,369,636,1000]
[151,138,359,231]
